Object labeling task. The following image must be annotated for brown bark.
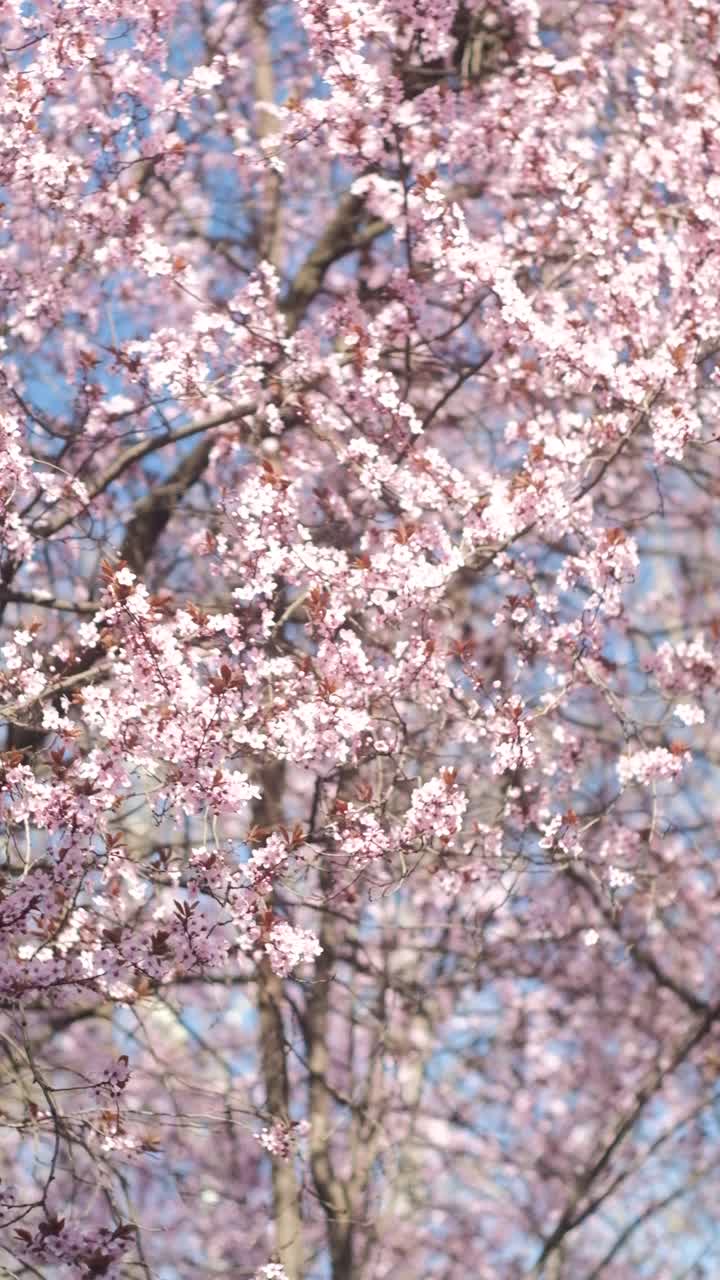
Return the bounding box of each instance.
[258,961,305,1280]
[305,881,356,1280]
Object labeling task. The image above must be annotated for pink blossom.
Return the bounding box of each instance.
[617,746,689,788]
[264,922,322,978]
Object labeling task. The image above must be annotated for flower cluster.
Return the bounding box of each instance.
[2,0,720,1275]
[256,1118,310,1161]
[402,771,468,846]
[93,1055,131,1102]
[14,1217,133,1279]
[264,922,323,979]
[617,746,690,789]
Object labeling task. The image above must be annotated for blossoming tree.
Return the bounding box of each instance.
[2,0,720,1276]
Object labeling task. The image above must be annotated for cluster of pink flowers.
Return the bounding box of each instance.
[617,746,690,789]
[185,843,321,978]
[264,921,323,979]
[245,832,291,893]
[254,1265,289,1280]
[653,634,717,695]
[14,1217,133,1279]
[93,1055,131,1102]
[257,1118,310,1161]
[402,771,468,845]
[331,804,393,867]
[2,0,719,1274]
[482,697,537,776]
